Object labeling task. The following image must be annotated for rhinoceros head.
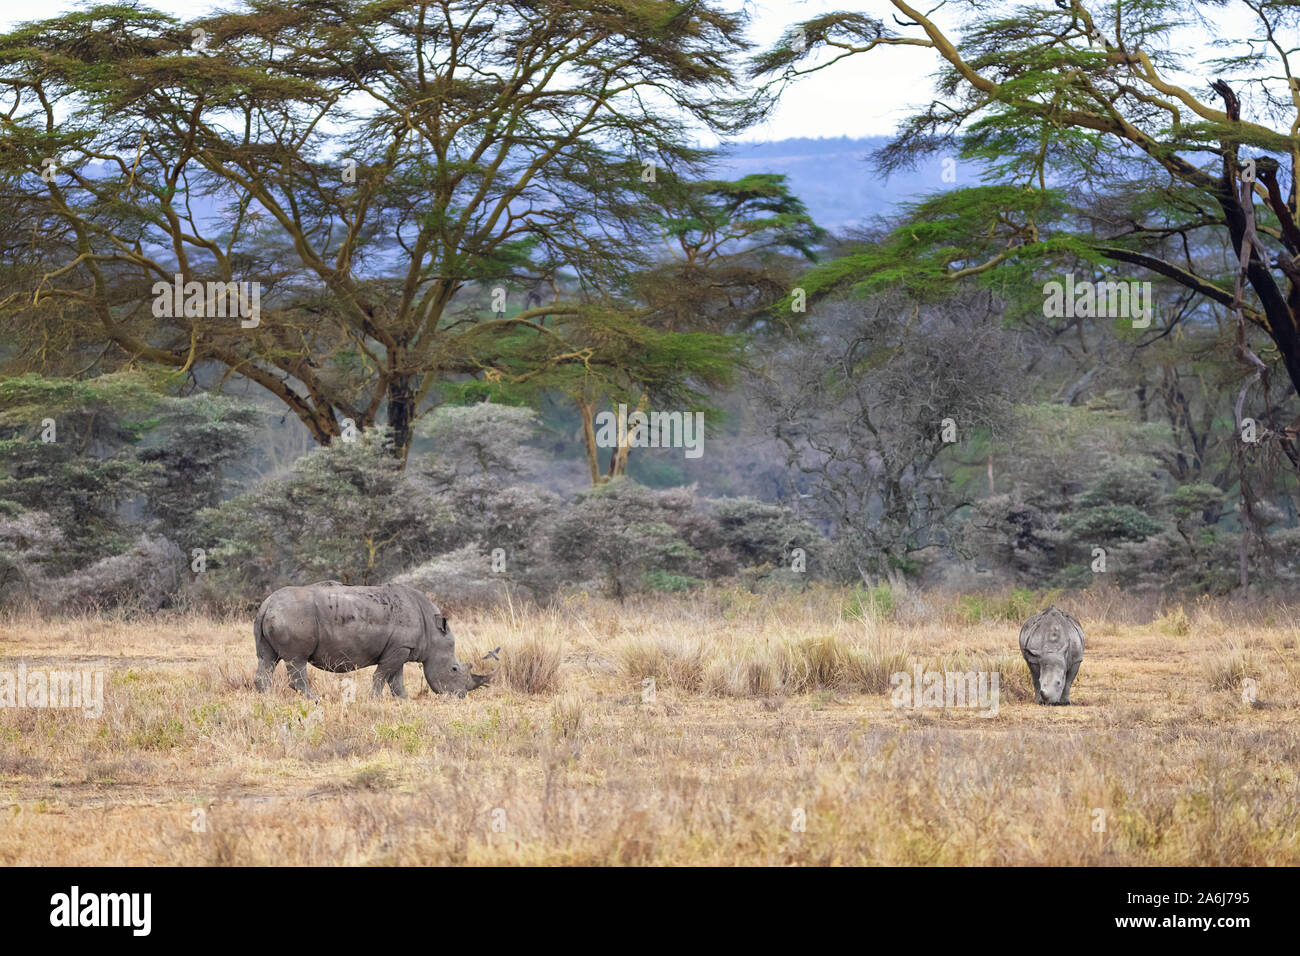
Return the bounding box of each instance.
[1036,659,1069,704]
[424,659,494,697]
[420,611,495,698]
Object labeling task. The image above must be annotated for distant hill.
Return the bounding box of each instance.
[715,136,985,235]
[80,136,982,256]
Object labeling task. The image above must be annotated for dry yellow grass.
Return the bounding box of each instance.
[1,585,1298,865]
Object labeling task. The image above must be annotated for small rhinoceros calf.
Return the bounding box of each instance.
[1019,605,1085,705]
[254,581,492,699]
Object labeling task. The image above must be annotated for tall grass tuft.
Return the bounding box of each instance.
[499,630,563,694]
[1204,639,1258,692]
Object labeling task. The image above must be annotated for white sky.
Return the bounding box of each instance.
[0,1,1265,142]
[739,0,937,139]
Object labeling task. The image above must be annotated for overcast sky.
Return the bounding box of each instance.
[0,1,1260,142]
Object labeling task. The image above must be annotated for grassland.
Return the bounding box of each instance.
[1,586,1298,865]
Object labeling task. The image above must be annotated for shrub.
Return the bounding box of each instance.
[708,496,823,574]
[0,509,63,606]
[419,403,544,483]
[1064,504,1164,542]
[428,478,564,600]
[0,372,158,572]
[642,569,704,592]
[136,394,260,553]
[548,479,697,599]
[53,534,185,611]
[394,544,515,611]
[201,427,446,602]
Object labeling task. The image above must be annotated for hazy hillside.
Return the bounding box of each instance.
[78,136,972,241]
[716,136,985,234]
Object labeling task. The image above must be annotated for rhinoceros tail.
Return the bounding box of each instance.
[253,602,276,664]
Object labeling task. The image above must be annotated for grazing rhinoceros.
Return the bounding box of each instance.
[254,581,492,699]
[1018,605,1085,705]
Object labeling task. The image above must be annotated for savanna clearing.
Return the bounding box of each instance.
[1,588,1298,866]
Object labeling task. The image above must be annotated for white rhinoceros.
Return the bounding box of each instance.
[254,581,492,699]
[1019,605,1085,705]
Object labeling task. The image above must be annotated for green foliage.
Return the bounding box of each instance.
[1077,461,1166,511]
[751,0,1300,466]
[1171,484,1226,520]
[1005,404,1174,507]
[965,405,1170,581]
[780,187,1076,310]
[956,589,1046,625]
[541,307,744,410]
[841,583,896,621]
[0,372,160,435]
[1065,504,1165,542]
[651,171,825,263]
[959,400,1297,592]
[418,403,542,484]
[0,374,261,607]
[642,569,705,593]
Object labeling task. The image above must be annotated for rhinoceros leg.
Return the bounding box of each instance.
[1026,661,1043,703]
[372,649,409,698]
[255,658,277,693]
[1062,659,1080,705]
[285,659,317,700]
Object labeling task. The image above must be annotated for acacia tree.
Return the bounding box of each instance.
[0,0,754,458]
[634,172,824,333]
[755,0,1300,471]
[579,171,823,482]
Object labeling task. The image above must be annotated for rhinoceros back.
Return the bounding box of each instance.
[1019,605,1085,661]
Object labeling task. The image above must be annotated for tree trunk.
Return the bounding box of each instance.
[577,398,606,486]
[386,373,417,461]
[608,392,649,479]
